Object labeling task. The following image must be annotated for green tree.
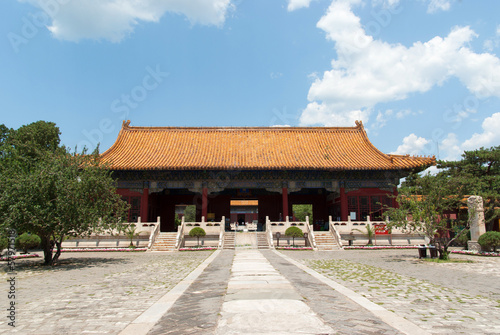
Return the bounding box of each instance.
[184,205,196,222]
[285,226,304,246]
[0,121,128,265]
[385,172,466,260]
[189,227,206,246]
[437,146,500,231]
[292,204,313,222]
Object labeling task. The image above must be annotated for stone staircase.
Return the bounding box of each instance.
[256,232,270,249]
[314,231,341,251]
[151,232,178,251]
[223,232,235,249]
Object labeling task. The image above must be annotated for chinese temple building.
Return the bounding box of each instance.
[101,120,435,232]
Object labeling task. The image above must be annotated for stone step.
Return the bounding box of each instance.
[151,233,178,251]
[223,233,235,249]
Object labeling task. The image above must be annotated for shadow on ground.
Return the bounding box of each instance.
[1,253,131,273]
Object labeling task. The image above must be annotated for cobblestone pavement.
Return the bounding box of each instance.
[2,248,500,334]
[283,249,500,335]
[0,251,213,334]
[148,250,234,335]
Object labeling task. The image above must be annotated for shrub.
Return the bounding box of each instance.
[478,231,500,252]
[285,226,303,246]
[0,237,8,255]
[124,225,138,248]
[15,233,41,254]
[189,227,206,246]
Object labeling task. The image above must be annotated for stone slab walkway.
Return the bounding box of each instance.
[262,250,409,335]
[0,251,213,334]
[285,249,500,335]
[215,250,334,334]
[2,248,499,334]
[146,250,234,335]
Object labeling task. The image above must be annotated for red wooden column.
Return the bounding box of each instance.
[202,187,208,220]
[340,187,348,221]
[141,188,149,222]
[282,187,289,220]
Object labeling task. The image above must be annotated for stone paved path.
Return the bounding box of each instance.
[147,250,234,334]
[0,251,213,334]
[285,250,500,335]
[215,250,334,334]
[262,250,403,335]
[2,248,500,334]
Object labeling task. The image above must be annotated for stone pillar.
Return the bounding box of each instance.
[467,195,486,252]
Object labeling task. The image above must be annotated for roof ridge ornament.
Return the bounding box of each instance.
[355,120,363,128]
[123,120,131,128]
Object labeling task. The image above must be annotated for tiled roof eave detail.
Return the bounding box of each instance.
[108,166,431,171]
[100,121,436,171]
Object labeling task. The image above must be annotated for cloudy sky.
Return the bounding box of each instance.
[1,0,499,164]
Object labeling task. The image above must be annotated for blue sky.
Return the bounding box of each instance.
[1,0,499,164]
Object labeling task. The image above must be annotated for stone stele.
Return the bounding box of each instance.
[467,195,486,252]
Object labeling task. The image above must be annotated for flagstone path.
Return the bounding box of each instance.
[1,248,500,334]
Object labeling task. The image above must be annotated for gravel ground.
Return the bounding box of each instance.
[0,250,213,334]
[283,248,500,334]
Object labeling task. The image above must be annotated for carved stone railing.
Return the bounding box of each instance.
[266,216,314,248]
[304,216,317,250]
[328,216,343,249]
[175,216,186,249]
[218,216,225,249]
[146,217,161,250]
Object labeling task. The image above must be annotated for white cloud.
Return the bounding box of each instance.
[19,0,233,42]
[439,133,462,161]
[300,0,500,126]
[373,109,393,129]
[391,113,500,161]
[287,0,313,11]
[426,0,450,14]
[391,134,430,155]
[483,25,500,52]
[270,72,283,79]
[372,0,400,7]
[461,112,500,150]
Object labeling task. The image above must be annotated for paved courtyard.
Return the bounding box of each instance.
[1,248,499,334]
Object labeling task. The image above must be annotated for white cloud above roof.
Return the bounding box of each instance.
[18,0,233,42]
[299,0,500,127]
[391,134,430,155]
[391,112,500,161]
[461,112,500,151]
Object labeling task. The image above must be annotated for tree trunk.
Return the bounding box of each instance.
[51,238,63,264]
[40,235,53,266]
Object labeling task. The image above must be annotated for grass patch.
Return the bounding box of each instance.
[422,258,474,263]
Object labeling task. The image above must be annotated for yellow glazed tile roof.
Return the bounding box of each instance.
[100,120,435,171]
